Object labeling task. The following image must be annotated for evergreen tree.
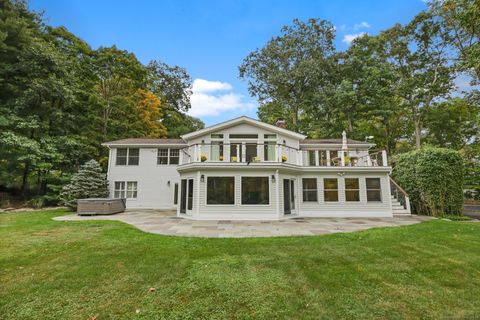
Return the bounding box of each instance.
[60,160,109,210]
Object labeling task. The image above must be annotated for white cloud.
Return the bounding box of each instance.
[342,32,367,45]
[192,78,232,93]
[353,21,371,30]
[189,79,256,117]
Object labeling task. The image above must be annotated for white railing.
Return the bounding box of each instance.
[179,144,389,167]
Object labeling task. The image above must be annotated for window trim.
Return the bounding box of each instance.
[114,181,126,198]
[240,176,270,206]
[302,178,318,202]
[344,178,360,202]
[324,178,339,202]
[116,148,140,166]
[366,177,383,202]
[157,147,180,165]
[114,181,137,199]
[263,141,276,162]
[206,176,236,206]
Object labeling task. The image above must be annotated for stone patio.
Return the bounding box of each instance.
[53,210,433,238]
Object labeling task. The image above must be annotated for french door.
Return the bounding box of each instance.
[283,179,295,214]
[180,178,194,214]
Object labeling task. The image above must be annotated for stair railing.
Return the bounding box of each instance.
[389,177,411,213]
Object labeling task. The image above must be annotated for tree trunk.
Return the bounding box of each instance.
[292,106,298,131]
[20,162,30,197]
[414,119,422,149]
[347,116,353,133]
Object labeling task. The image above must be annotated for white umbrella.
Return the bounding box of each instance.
[342,130,348,151]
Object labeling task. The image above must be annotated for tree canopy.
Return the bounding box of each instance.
[0,0,203,200]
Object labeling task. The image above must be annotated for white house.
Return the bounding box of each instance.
[102,116,410,220]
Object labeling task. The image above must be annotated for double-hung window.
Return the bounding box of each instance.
[366,178,382,202]
[169,149,180,164]
[116,148,139,166]
[345,178,360,202]
[114,182,125,198]
[324,178,338,202]
[158,148,180,165]
[114,181,137,199]
[302,178,318,202]
[126,182,138,198]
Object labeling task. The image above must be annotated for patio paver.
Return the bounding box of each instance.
[53,210,433,238]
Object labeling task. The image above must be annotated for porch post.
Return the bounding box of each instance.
[382,150,388,166]
[241,143,246,162]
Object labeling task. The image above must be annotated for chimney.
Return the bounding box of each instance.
[275,119,286,129]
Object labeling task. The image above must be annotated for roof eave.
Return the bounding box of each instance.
[101,143,187,147]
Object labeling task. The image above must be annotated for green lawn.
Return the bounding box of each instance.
[1,210,479,319]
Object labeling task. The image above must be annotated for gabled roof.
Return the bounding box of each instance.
[180,116,307,141]
[102,138,186,146]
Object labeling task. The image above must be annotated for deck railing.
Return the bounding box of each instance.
[390,177,411,212]
[179,143,389,167]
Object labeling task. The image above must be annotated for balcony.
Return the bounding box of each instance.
[178,143,389,168]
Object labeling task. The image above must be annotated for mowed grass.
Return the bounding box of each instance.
[1,211,480,319]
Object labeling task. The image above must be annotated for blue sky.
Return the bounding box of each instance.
[30,0,427,126]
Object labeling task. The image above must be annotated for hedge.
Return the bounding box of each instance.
[392,147,464,216]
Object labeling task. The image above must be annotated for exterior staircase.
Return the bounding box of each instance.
[389,177,411,216]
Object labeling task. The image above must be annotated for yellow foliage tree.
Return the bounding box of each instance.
[132,89,167,137]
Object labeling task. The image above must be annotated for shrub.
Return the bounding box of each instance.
[60,160,109,211]
[392,147,464,216]
[26,197,45,209]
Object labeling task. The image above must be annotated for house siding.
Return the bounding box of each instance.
[107,147,179,209]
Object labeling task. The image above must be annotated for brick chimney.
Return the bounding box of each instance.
[275,119,286,128]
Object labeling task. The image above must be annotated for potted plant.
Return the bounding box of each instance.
[231,156,238,162]
[344,156,351,166]
[281,155,287,162]
[201,155,207,162]
[219,155,224,161]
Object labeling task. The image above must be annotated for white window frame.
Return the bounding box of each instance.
[345,178,360,202]
[302,178,318,202]
[114,181,137,199]
[126,181,138,199]
[206,176,236,206]
[116,148,139,166]
[240,176,270,206]
[157,148,180,165]
[324,178,339,202]
[366,177,383,202]
[114,181,126,198]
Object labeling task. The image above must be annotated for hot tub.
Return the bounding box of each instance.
[77,198,126,216]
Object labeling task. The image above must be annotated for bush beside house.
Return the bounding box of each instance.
[392,148,464,216]
[60,160,109,211]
